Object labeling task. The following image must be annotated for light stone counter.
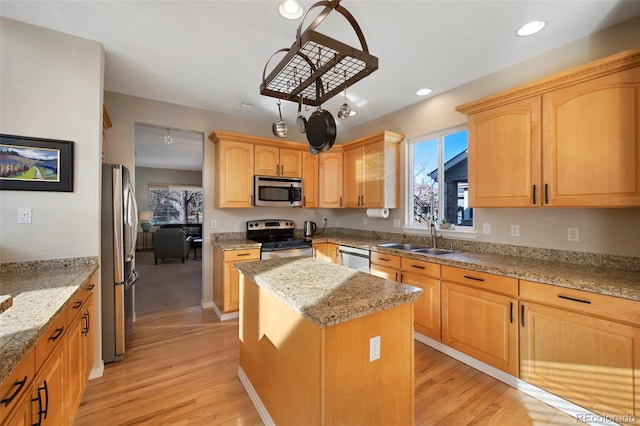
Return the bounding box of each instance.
[0,260,98,384]
[235,256,423,328]
[0,295,12,315]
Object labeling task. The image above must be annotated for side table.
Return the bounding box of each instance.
[192,237,203,260]
[138,230,153,251]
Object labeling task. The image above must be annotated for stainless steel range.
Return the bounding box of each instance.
[246,219,313,259]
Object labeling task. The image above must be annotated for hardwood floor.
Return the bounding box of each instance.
[75,306,580,425]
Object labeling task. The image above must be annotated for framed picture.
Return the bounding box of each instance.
[0,134,74,192]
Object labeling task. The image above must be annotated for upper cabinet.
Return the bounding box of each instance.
[255,145,302,178]
[457,47,640,208]
[319,151,344,208]
[342,131,403,209]
[210,131,255,208]
[302,151,319,208]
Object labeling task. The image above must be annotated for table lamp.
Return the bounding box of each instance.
[139,211,153,232]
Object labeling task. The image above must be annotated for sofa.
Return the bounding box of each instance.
[152,227,191,264]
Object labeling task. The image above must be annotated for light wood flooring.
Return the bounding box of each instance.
[74,306,580,425]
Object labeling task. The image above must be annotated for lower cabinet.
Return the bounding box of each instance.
[213,247,261,313]
[312,242,338,264]
[441,266,519,376]
[34,340,66,426]
[0,349,35,426]
[520,280,640,419]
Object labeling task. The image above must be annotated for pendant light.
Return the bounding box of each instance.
[164,128,174,145]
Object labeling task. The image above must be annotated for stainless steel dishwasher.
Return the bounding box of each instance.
[338,245,370,272]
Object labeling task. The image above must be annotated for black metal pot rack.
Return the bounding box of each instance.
[260,0,378,107]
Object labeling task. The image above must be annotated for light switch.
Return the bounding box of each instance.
[18,207,32,224]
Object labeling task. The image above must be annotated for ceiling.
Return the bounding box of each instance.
[3,0,640,171]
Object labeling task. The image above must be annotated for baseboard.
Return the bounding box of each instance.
[413,332,616,426]
[210,302,239,321]
[238,366,275,426]
[88,360,104,380]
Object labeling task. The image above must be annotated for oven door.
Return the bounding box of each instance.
[261,247,313,260]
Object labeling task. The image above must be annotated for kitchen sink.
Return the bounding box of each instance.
[377,243,429,251]
[410,248,453,256]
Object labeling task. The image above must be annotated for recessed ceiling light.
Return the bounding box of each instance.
[279,0,303,20]
[416,88,432,96]
[239,101,255,108]
[516,20,546,37]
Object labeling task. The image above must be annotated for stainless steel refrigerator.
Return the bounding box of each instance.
[101,164,139,363]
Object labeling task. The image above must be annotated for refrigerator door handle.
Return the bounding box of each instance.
[125,180,139,262]
[112,167,125,284]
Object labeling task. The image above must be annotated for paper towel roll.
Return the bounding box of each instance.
[366,208,390,218]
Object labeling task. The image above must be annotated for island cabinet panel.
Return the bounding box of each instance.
[239,275,416,426]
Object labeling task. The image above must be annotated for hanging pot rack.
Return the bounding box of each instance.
[260,0,378,107]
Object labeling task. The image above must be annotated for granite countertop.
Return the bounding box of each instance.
[212,239,261,250]
[236,256,423,328]
[0,295,12,315]
[0,262,98,384]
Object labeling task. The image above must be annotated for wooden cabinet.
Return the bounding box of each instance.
[342,131,402,208]
[369,251,401,282]
[313,242,338,263]
[255,145,302,177]
[401,257,441,341]
[212,133,254,208]
[0,349,34,426]
[441,266,518,376]
[213,247,261,313]
[319,151,343,208]
[457,47,640,208]
[302,151,319,208]
[520,280,640,419]
[33,317,67,426]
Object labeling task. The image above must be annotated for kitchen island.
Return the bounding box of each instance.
[236,256,422,426]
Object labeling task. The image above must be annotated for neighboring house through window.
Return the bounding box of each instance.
[148,184,203,225]
[407,126,473,230]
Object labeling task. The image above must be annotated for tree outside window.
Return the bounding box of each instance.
[409,127,472,229]
[148,184,202,225]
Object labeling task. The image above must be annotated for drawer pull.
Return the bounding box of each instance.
[410,264,426,270]
[378,257,390,262]
[463,275,484,282]
[87,284,95,291]
[48,327,64,342]
[1,376,27,407]
[237,253,251,257]
[394,272,398,281]
[73,301,83,309]
[558,294,591,304]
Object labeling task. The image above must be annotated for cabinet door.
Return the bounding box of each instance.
[254,145,279,176]
[0,349,34,425]
[343,146,362,207]
[65,311,83,419]
[319,152,343,208]
[542,66,640,207]
[35,343,65,426]
[520,301,639,419]
[442,281,518,375]
[215,141,254,208]
[279,148,302,177]
[226,257,260,312]
[467,96,542,207]
[1,390,31,426]
[83,294,95,379]
[302,152,319,208]
[402,272,441,341]
[369,264,400,282]
[362,141,384,208]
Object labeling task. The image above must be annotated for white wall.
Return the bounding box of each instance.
[333,15,640,258]
[0,18,104,263]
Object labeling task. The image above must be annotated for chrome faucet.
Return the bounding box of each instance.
[430,223,440,248]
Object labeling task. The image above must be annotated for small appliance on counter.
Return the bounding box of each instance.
[303,220,317,237]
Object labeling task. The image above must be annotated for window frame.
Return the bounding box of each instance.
[404,124,476,238]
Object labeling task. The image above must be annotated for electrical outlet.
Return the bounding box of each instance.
[482,223,491,235]
[211,220,217,229]
[17,207,32,224]
[363,217,368,225]
[568,227,579,242]
[511,225,520,237]
[393,219,401,228]
[369,336,381,362]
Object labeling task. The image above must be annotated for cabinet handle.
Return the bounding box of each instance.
[410,264,426,270]
[87,284,95,291]
[340,196,343,207]
[463,275,484,282]
[33,380,49,423]
[521,304,525,327]
[558,295,591,304]
[1,376,27,407]
[73,301,83,310]
[394,272,398,281]
[32,391,43,426]
[48,327,64,342]
[509,302,514,324]
[303,196,306,206]
[237,253,251,257]
[544,183,549,205]
[377,257,390,262]
[532,185,537,205]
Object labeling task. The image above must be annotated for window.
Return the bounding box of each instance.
[148,184,203,225]
[408,126,472,230]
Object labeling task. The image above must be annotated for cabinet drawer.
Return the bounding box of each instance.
[36,313,67,367]
[370,251,401,269]
[442,266,517,296]
[520,280,640,326]
[223,249,260,262]
[0,348,34,423]
[401,258,440,278]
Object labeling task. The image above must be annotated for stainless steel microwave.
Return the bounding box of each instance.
[254,176,303,207]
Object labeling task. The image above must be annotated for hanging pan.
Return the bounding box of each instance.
[306,78,336,153]
[296,96,307,134]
